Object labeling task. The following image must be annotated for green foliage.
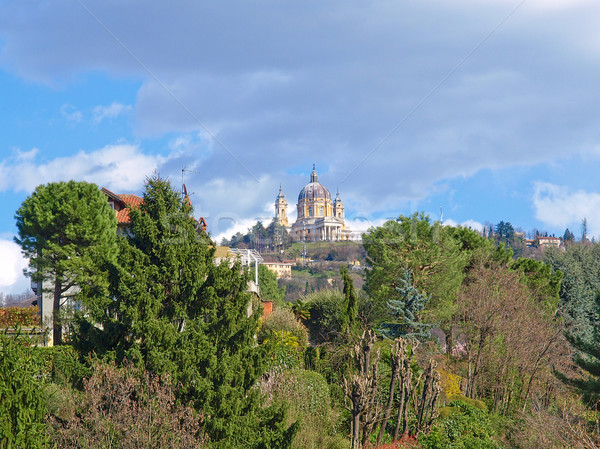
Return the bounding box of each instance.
[557,292,600,405]
[223,219,291,251]
[563,228,575,242]
[259,308,308,347]
[545,243,600,339]
[510,257,562,316]
[263,369,344,449]
[259,265,286,306]
[340,266,358,334]
[0,331,49,449]
[71,175,295,449]
[14,180,118,344]
[363,213,467,327]
[378,269,432,340]
[420,400,500,449]
[303,290,347,344]
[34,345,91,388]
[259,309,308,370]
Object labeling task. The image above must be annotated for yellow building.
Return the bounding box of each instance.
[276,165,354,242]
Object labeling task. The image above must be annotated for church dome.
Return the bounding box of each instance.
[298,165,331,202]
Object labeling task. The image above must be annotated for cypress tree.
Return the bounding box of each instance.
[340,266,358,334]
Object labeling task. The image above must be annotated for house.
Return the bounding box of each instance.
[263,262,293,279]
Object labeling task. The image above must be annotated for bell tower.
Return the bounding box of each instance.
[333,189,344,220]
[275,185,289,227]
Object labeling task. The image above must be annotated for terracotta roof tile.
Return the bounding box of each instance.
[114,194,143,225]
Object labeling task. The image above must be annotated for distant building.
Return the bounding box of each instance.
[263,262,293,279]
[276,165,357,242]
[536,236,562,248]
[524,236,562,248]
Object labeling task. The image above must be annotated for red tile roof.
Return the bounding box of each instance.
[102,187,206,231]
[115,194,143,224]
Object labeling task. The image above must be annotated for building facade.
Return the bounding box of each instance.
[276,165,354,242]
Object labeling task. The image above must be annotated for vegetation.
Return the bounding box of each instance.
[9,181,600,449]
[14,181,118,345]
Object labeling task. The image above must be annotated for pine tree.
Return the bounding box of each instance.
[557,292,600,406]
[378,269,432,340]
[15,181,118,345]
[74,175,296,448]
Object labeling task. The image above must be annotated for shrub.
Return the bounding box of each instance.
[420,400,499,449]
[259,308,309,348]
[0,306,40,327]
[0,331,49,449]
[48,361,206,448]
[261,368,344,449]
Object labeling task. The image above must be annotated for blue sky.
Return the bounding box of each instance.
[2,0,600,293]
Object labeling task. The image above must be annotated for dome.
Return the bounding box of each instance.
[298,182,331,202]
[298,165,331,202]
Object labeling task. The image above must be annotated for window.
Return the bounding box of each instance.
[320,206,324,216]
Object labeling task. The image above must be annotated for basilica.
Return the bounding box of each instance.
[275,165,354,242]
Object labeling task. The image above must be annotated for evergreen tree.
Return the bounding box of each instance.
[563,228,575,242]
[73,175,296,448]
[378,269,432,340]
[15,181,118,345]
[340,266,359,334]
[557,292,600,405]
[258,264,286,306]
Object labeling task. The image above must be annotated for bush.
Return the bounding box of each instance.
[420,400,500,449]
[48,361,206,448]
[261,368,345,449]
[35,345,91,388]
[0,306,40,327]
[259,308,309,347]
[0,331,49,449]
[303,290,346,344]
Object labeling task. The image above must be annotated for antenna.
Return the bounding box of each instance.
[181,167,202,198]
[440,207,444,225]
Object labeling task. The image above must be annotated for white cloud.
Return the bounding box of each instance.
[60,103,82,123]
[533,182,600,237]
[0,239,30,294]
[92,102,132,124]
[444,218,485,233]
[0,144,166,193]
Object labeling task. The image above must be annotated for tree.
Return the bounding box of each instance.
[49,361,206,448]
[545,244,600,340]
[364,213,467,328]
[15,181,118,345]
[378,269,432,340]
[557,292,600,406]
[258,264,286,306]
[72,175,296,448]
[455,257,563,413]
[340,266,359,334]
[563,228,575,243]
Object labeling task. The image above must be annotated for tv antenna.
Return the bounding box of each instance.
[181,167,201,198]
